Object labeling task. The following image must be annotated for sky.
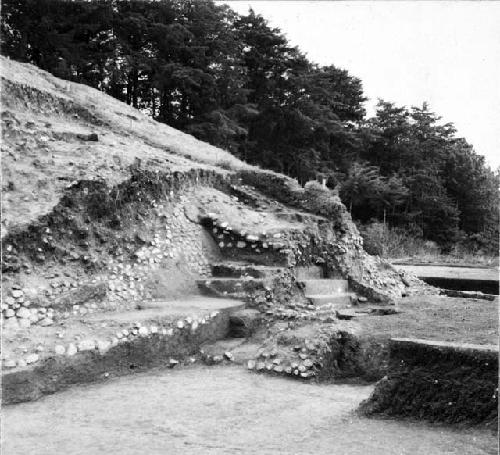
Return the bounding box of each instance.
[222,1,500,169]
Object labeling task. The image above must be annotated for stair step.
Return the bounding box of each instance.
[197,278,268,298]
[301,279,348,295]
[305,293,354,306]
[211,262,283,279]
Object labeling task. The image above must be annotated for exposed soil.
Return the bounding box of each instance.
[3,366,497,455]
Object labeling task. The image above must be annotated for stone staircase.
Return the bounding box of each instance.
[196,261,280,299]
[295,266,353,308]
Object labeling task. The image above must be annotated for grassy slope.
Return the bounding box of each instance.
[1,56,253,236]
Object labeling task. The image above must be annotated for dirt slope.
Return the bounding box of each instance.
[1,56,251,236]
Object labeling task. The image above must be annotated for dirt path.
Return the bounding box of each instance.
[3,366,496,455]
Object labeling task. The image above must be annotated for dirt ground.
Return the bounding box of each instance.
[354,295,498,345]
[3,366,497,455]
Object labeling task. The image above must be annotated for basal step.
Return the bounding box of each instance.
[305,293,353,306]
[197,278,268,298]
[301,279,348,295]
[211,262,284,279]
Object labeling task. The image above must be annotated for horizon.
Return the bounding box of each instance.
[222,1,500,170]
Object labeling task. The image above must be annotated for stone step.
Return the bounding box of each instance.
[305,293,354,307]
[197,278,268,298]
[301,279,348,295]
[211,262,284,279]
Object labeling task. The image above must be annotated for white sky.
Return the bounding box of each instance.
[222,1,500,169]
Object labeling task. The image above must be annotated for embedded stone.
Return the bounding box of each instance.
[25,353,39,364]
[97,340,111,353]
[54,345,66,355]
[66,343,77,356]
[39,317,54,326]
[16,307,31,319]
[78,339,95,351]
[11,289,23,299]
[3,359,16,369]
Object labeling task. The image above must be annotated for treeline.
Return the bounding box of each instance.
[1,0,498,252]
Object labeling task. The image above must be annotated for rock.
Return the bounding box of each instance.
[78,339,95,352]
[3,359,17,368]
[213,355,223,363]
[190,321,199,333]
[256,361,266,371]
[16,307,31,319]
[54,345,66,355]
[66,343,77,356]
[176,320,185,329]
[358,296,368,303]
[168,358,179,368]
[247,360,256,370]
[223,352,234,362]
[273,365,283,373]
[25,353,39,365]
[17,359,27,368]
[304,359,314,368]
[236,241,246,248]
[39,317,54,326]
[97,339,111,353]
[4,308,15,318]
[336,309,357,320]
[138,326,149,336]
[11,289,23,298]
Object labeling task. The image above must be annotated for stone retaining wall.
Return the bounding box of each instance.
[359,338,499,426]
[2,309,231,405]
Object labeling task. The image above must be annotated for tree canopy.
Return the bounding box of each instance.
[2,0,498,252]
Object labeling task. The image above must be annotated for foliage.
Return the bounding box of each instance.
[1,0,498,253]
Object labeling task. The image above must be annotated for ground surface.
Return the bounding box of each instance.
[353,295,498,345]
[3,366,497,455]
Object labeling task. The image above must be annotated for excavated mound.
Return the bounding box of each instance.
[1,57,432,382]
